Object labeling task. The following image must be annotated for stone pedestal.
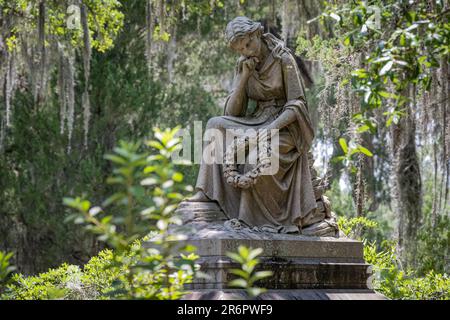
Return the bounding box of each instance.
[147,201,385,300]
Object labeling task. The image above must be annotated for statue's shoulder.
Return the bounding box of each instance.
[278,49,297,70]
[263,33,295,65]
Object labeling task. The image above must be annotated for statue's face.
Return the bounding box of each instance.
[230,31,262,58]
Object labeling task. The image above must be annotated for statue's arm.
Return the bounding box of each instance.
[264,108,296,130]
[264,53,305,131]
[275,52,315,149]
[224,73,249,116]
[224,57,254,116]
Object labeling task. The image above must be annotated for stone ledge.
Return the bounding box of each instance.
[189,237,364,261]
[189,258,371,290]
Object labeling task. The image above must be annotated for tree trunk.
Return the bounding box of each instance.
[392,85,422,267]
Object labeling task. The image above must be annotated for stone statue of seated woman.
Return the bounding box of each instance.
[182,16,339,237]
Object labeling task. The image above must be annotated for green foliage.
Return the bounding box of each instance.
[5,128,276,300]
[2,0,124,53]
[4,264,88,300]
[0,1,125,275]
[0,0,223,275]
[316,0,449,148]
[226,246,273,298]
[364,240,450,300]
[0,251,15,295]
[342,216,450,300]
[391,271,450,300]
[417,214,450,275]
[299,0,450,205]
[1,249,120,300]
[333,137,373,173]
[337,216,378,240]
[64,127,198,299]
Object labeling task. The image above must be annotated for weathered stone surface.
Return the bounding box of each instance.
[188,257,372,290]
[144,202,377,294]
[186,233,364,261]
[177,201,228,223]
[182,231,371,290]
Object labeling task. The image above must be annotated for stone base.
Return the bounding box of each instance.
[184,289,386,300]
[189,256,371,290]
[145,201,384,299]
[182,233,372,290]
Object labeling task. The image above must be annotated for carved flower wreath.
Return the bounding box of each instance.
[223,132,273,189]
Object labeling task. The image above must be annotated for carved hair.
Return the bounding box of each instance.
[225,16,263,45]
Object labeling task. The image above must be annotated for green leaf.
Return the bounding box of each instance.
[386,114,394,127]
[238,246,249,259]
[129,186,145,198]
[331,156,346,163]
[63,197,77,208]
[379,60,393,76]
[357,125,370,133]
[147,141,164,150]
[147,154,165,162]
[400,33,406,46]
[226,252,244,264]
[247,248,263,261]
[102,193,125,207]
[242,260,258,274]
[230,269,249,280]
[344,35,352,46]
[330,13,341,22]
[229,278,248,288]
[104,154,126,165]
[144,166,157,173]
[357,145,374,157]
[252,270,273,281]
[339,138,348,154]
[378,91,393,98]
[106,177,125,185]
[81,200,91,212]
[172,172,183,182]
[141,177,158,186]
[352,69,368,78]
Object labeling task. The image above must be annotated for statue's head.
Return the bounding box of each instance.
[225,16,264,58]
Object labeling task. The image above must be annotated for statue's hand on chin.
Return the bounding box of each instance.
[240,57,259,78]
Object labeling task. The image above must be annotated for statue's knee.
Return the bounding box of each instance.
[206,116,222,130]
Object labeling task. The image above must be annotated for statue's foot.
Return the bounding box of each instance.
[185,190,211,202]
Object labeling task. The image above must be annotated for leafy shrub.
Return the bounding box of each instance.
[0,251,15,296]
[1,249,117,300]
[341,216,450,300]
[417,214,450,275]
[337,216,378,239]
[63,127,199,299]
[1,128,275,300]
[226,246,273,298]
